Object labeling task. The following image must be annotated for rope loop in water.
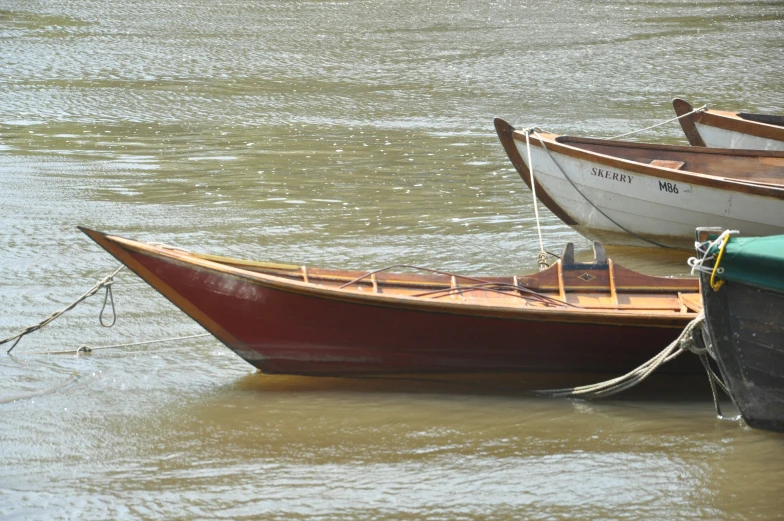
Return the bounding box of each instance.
[99,279,118,327]
[28,332,212,356]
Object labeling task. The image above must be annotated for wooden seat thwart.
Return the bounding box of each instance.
[650,159,686,170]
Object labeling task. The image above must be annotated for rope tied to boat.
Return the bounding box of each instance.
[533,312,712,400]
[533,310,741,421]
[1,265,125,354]
[514,104,706,251]
[520,127,552,271]
[604,104,708,140]
[687,229,738,291]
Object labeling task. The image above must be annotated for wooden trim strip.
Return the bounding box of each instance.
[79,227,698,329]
[608,259,618,306]
[557,260,566,302]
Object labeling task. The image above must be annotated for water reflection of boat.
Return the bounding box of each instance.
[693,229,784,432]
[81,227,703,379]
[494,118,784,250]
[673,99,784,151]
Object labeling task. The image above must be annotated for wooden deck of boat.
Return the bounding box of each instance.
[194,243,700,314]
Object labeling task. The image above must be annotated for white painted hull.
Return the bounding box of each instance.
[515,142,784,249]
[695,122,784,151]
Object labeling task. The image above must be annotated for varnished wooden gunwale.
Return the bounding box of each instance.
[497,119,784,200]
[80,227,700,329]
[673,98,784,143]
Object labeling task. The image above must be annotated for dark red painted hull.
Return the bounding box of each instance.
[126,250,700,376]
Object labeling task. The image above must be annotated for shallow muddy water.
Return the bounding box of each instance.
[1,0,783,519]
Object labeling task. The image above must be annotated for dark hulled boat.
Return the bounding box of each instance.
[694,229,784,431]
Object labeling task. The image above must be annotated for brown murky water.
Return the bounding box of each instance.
[1,0,783,518]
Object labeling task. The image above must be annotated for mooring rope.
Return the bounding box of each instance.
[521,127,550,271]
[604,104,708,140]
[687,229,738,277]
[532,311,742,421]
[1,266,125,354]
[533,312,706,399]
[24,332,212,356]
[695,351,741,421]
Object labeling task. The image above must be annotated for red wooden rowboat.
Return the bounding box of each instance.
[81,227,703,377]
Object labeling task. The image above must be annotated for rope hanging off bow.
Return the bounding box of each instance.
[521,127,549,271]
[515,104,708,253]
[1,266,124,354]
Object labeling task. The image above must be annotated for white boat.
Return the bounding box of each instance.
[494,118,784,250]
[673,99,784,151]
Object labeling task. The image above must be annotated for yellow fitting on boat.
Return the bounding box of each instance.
[710,233,730,292]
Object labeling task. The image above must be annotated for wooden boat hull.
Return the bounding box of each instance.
[494,118,784,250]
[674,99,784,151]
[81,228,703,378]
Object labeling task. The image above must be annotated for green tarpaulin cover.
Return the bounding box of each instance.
[707,235,784,294]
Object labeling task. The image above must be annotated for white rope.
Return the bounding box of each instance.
[687,229,738,276]
[521,127,549,270]
[604,104,707,140]
[24,332,212,356]
[533,312,705,399]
